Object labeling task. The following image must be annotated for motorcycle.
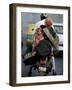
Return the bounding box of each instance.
[23,39,57,76]
[23,26,59,76]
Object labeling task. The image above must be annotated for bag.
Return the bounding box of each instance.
[43,27,59,50]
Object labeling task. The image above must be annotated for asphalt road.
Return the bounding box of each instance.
[22,54,63,77]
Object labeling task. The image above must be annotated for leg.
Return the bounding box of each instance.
[28,66,33,76]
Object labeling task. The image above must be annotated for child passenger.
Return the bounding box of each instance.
[32,26,44,50]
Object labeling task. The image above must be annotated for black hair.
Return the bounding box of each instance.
[40,25,46,29]
[40,14,47,20]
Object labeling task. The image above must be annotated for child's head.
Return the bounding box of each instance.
[36,27,43,35]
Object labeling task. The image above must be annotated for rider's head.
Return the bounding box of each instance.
[40,13,48,20]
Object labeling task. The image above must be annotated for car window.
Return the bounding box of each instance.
[54,25,63,34]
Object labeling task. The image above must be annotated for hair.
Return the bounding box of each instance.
[40,14,47,20]
[40,25,46,29]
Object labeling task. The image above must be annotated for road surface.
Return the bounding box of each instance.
[22,54,63,77]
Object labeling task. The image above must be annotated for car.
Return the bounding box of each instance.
[54,23,63,55]
[57,33,63,51]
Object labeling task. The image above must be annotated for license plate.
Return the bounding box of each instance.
[39,67,46,72]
